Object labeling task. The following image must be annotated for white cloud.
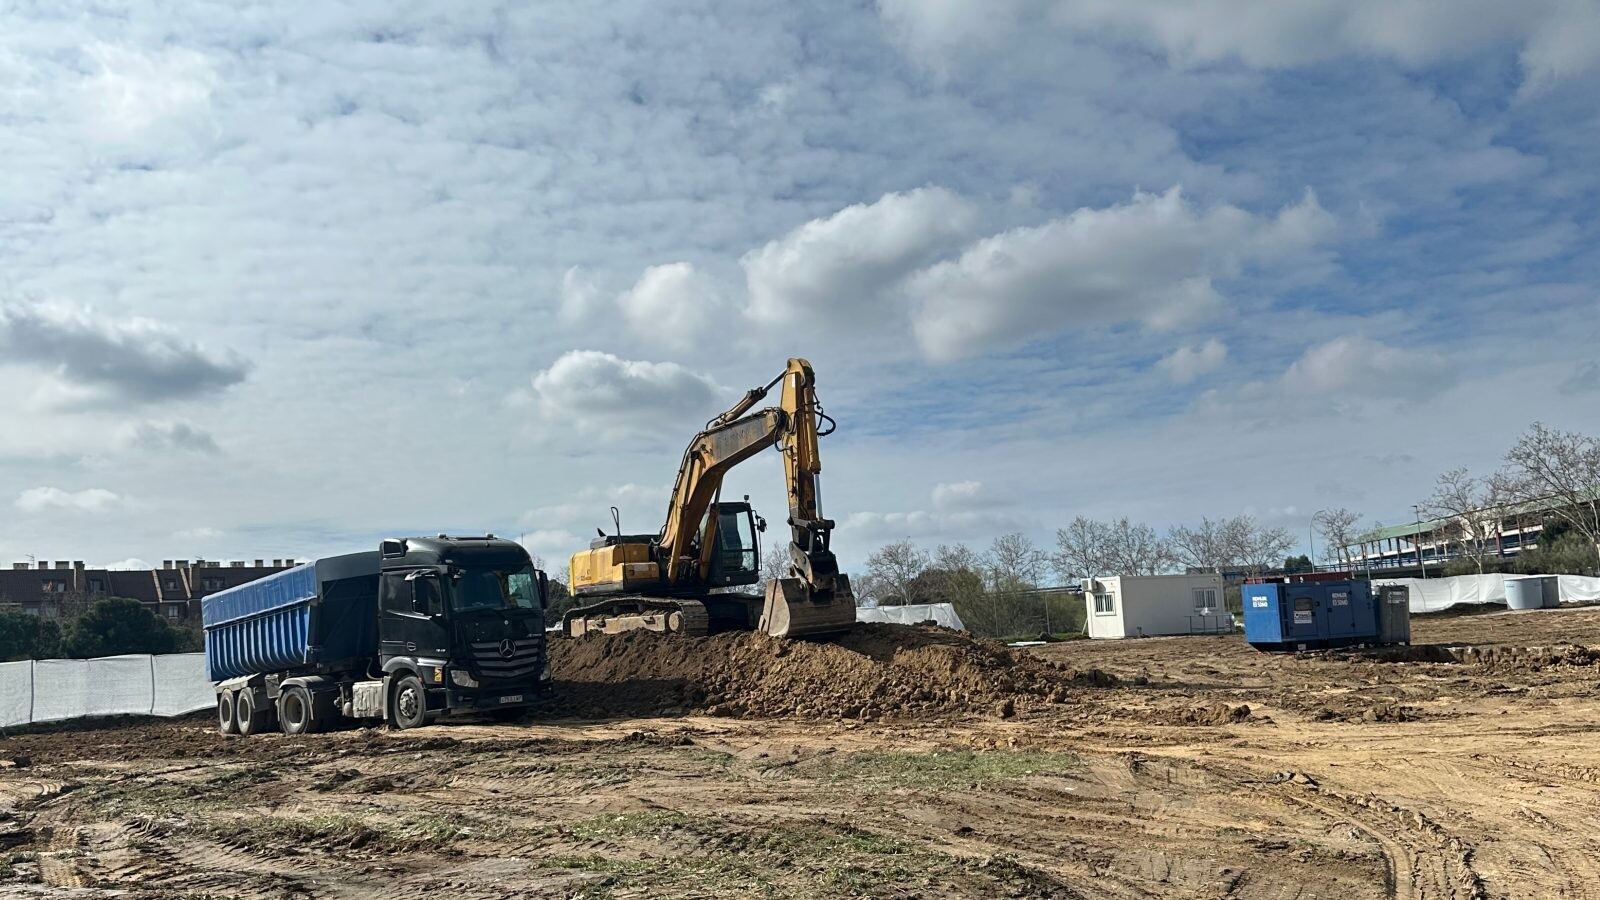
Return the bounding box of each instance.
[931,480,984,510]
[173,526,223,541]
[98,558,153,571]
[1158,339,1228,384]
[529,350,723,438]
[615,262,726,349]
[885,1,1600,88]
[1282,335,1455,398]
[557,267,604,325]
[743,186,977,326]
[516,528,584,570]
[15,487,122,513]
[79,42,216,140]
[903,187,1336,360]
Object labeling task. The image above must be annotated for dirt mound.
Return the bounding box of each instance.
[548,623,1113,721]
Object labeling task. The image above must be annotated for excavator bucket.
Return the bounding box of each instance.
[759,576,856,639]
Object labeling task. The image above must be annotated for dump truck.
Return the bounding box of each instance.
[203,535,552,735]
[564,357,856,639]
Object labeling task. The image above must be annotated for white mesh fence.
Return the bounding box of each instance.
[0,653,213,729]
[856,602,967,631]
[1373,574,1600,613]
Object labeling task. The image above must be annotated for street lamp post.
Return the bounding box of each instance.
[1412,503,1427,579]
[1310,508,1329,573]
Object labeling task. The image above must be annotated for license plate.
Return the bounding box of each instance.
[498,695,523,704]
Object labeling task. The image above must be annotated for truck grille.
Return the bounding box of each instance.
[469,637,543,682]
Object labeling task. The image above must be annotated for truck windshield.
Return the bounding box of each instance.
[451,566,541,612]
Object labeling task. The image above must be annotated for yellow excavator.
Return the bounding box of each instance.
[564,358,856,639]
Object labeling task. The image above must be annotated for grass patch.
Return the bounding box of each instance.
[198,810,512,852]
[537,812,1025,898]
[804,750,1080,787]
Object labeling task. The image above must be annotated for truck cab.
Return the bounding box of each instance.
[373,536,552,725]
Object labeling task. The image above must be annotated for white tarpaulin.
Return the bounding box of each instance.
[0,652,213,729]
[856,602,966,631]
[1373,574,1600,613]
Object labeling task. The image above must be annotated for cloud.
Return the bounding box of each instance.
[97,558,153,571]
[557,267,604,325]
[79,42,216,140]
[743,187,977,326]
[117,420,221,455]
[1158,339,1228,383]
[15,487,122,513]
[173,526,223,540]
[1558,361,1600,395]
[903,187,1336,360]
[931,480,985,510]
[1282,335,1455,398]
[0,300,249,406]
[615,262,727,349]
[516,528,584,570]
[884,1,1600,88]
[529,350,723,438]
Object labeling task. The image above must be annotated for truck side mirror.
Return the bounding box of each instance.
[537,571,550,610]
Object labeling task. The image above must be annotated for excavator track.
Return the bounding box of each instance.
[564,597,710,638]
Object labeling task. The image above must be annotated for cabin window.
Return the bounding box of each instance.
[1094,592,1115,615]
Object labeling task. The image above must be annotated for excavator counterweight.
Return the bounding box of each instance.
[563,358,854,640]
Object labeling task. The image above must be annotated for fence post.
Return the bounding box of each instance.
[149,654,157,716]
[28,659,36,725]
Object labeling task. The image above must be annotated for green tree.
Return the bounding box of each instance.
[1283,554,1313,573]
[60,598,183,658]
[0,610,63,661]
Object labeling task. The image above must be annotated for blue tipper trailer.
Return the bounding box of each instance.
[202,552,380,682]
[1244,579,1402,651]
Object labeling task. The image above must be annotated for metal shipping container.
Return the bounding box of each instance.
[202,552,381,682]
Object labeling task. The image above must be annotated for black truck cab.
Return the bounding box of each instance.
[375,535,552,724]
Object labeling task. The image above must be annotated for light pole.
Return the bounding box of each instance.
[1310,509,1328,573]
[1412,503,1427,579]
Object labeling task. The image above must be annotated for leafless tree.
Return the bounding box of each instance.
[1417,468,1508,575]
[1168,517,1233,572]
[1104,518,1178,576]
[1313,507,1363,569]
[1225,515,1294,576]
[865,540,930,605]
[759,544,790,593]
[1501,423,1600,555]
[1051,516,1109,583]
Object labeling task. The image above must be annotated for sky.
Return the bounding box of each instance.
[2,0,1598,577]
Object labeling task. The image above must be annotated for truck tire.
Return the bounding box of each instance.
[218,692,239,735]
[278,685,317,735]
[390,674,428,730]
[236,689,272,736]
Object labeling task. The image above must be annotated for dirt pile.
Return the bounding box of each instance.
[549,623,1114,721]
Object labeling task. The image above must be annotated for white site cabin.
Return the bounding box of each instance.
[1082,574,1227,639]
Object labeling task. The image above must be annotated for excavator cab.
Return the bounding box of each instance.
[704,501,762,588]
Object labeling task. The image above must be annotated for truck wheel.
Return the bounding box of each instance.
[236,690,271,736]
[390,674,428,730]
[278,685,316,735]
[218,692,239,735]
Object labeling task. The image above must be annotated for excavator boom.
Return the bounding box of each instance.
[564,358,854,639]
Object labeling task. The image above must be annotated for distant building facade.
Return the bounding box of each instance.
[0,558,302,623]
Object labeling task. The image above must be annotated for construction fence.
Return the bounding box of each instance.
[0,653,213,729]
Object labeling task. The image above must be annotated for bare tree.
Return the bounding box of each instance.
[1168,517,1234,572]
[1313,507,1363,569]
[1501,423,1600,555]
[1418,468,1507,575]
[1052,516,1108,583]
[758,544,790,594]
[1225,515,1294,576]
[865,540,930,605]
[986,533,1047,636]
[1102,518,1178,576]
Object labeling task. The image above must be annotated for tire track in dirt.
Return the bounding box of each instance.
[37,824,86,889]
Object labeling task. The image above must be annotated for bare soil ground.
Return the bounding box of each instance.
[3,610,1599,898]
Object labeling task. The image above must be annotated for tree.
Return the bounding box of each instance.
[758,544,791,594]
[0,610,62,661]
[986,533,1048,637]
[60,598,185,658]
[864,540,930,605]
[1313,507,1363,569]
[1283,554,1313,573]
[1418,468,1508,575]
[1052,516,1108,583]
[1226,515,1294,576]
[1169,517,1234,573]
[1501,423,1600,557]
[1102,518,1177,576]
